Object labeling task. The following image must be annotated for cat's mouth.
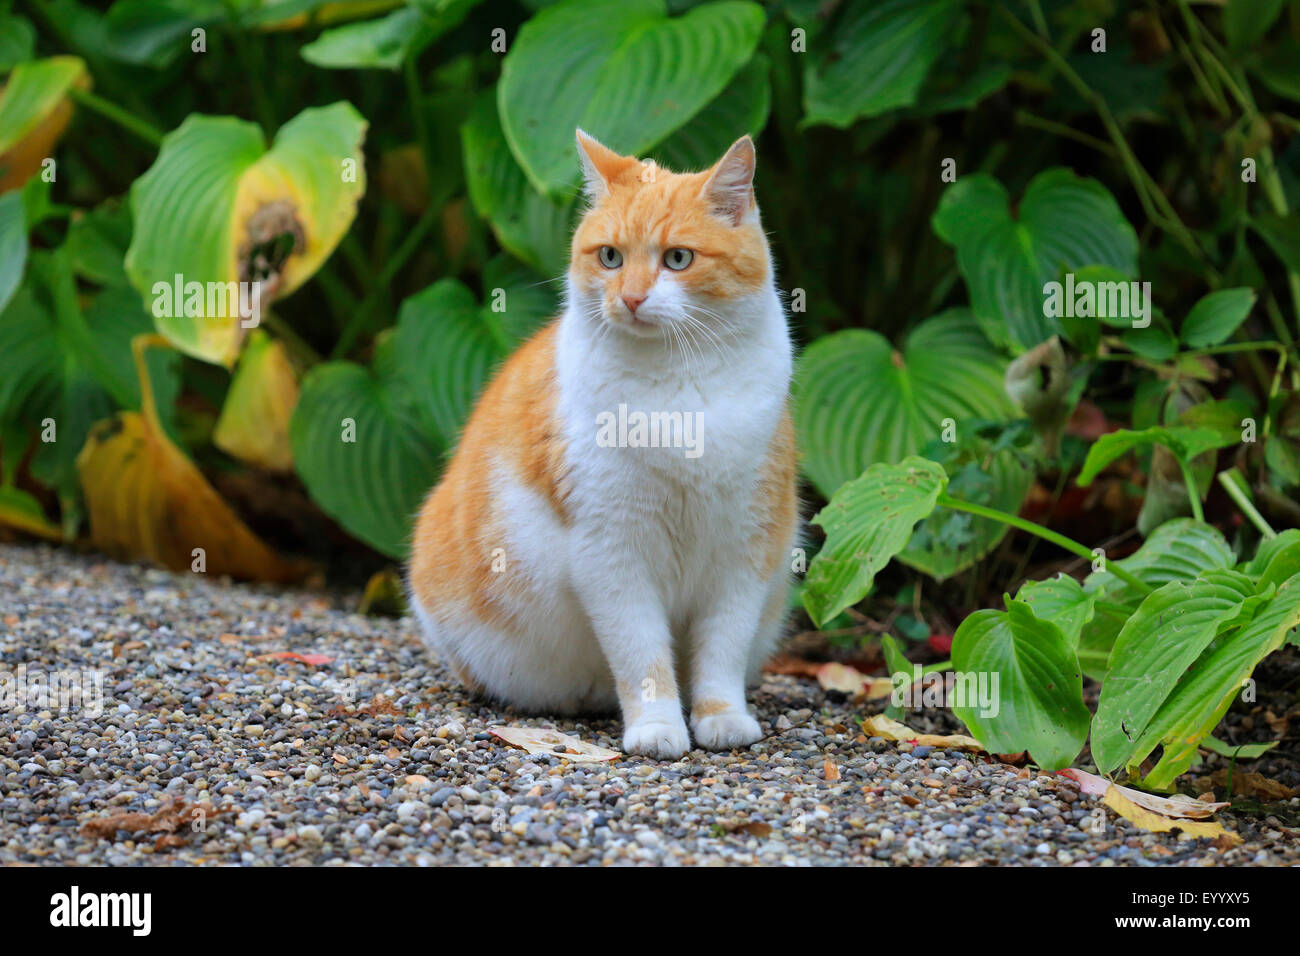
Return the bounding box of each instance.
[609,312,663,338]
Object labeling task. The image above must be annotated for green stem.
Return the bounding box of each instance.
[1176,457,1205,523]
[936,491,1154,595]
[1217,470,1277,539]
[330,204,440,360]
[67,89,164,147]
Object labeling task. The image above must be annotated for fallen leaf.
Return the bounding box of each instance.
[763,654,823,677]
[725,821,772,838]
[81,798,231,842]
[488,727,620,762]
[1102,786,1240,845]
[1059,768,1229,818]
[257,651,333,666]
[357,695,403,717]
[1208,770,1298,801]
[77,335,308,582]
[817,662,893,700]
[823,760,840,781]
[860,714,983,752]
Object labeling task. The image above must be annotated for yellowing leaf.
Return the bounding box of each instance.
[0,486,61,541]
[212,330,298,471]
[816,662,893,700]
[1102,785,1240,845]
[76,334,306,582]
[0,56,88,192]
[125,103,367,366]
[860,714,983,751]
[488,727,621,763]
[1059,768,1229,818]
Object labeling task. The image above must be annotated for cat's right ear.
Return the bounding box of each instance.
[576,129,636,203]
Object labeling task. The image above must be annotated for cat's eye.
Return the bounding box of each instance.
[598,246,623,269]
[663,248,694,271]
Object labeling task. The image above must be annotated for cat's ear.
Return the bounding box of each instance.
[700,136,756,226]
[575,129,637,203]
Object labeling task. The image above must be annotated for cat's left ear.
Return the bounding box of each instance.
[700,136,756,226]
[576,129,638,203]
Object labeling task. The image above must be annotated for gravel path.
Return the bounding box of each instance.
[2,543,1296,866]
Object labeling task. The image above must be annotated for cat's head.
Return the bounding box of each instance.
[568,130,769,340]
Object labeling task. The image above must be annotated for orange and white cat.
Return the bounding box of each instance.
[408,131,797,759]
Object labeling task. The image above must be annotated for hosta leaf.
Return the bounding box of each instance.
[0,15,36,71]
[1077,424,1240,486]
[0,486,61,541]
[801,0,958,129]
[1078,519,1235,677]
[802,457,946,627]
[290,337,442,559]
[77,335,304,581]
[793,309,1031,578]
[951,599,1090,770]
[65,200,133,288]
[1015,574,1095,650]
[300,0,479,70]
[1091,569,1256,776]
[1134,573,1300,789]
[125,103,367,366]
[650,54,770,172]
[462,91,574,277]
[0,56,88,192]
[1179,287,1256,347]
[100,0,227,68]
[932,168,1139,352]
[0,190,25,314]
[1245,528,1300,576]
[499,0,765,196]
[212,329,299,472]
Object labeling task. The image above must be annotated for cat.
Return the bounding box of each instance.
[407,130,797,759]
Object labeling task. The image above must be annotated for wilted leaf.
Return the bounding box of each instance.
[489,727,621,762]
[1102,785,1239,844]
[860,714,982,752]
[125,103,367,365]
[1206,770,1297,801]
[815,662,892,700]
[212,329,299,472]
[1059,767,1229,818]
[0,486,61,541]
[0,56,88,192]
[77,334,306,582]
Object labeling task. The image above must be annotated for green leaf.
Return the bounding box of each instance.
[800,0,959,128]
[802,457,946,627]
[66,200,133,288]
[1224,0,1285,52]
[932,169,1139,352]
[951,599,1090,770]
[793,309,1032,578]
[0,190,26,315]
[1078,519,1235,677]
[1077,424,1240,486]
[300,1,480,70]
[650,54,771,171]
[1200,736,1278,760]
[125,103,368,365]
[1179,287,1256,347]
[289,343,443,560]
[462,90,574,277]
[0,15,36,71]
[1251,212,1300,274]
[100,0,227,67]
[1245,527,1300,576]
[1091,569,1256,775]
[499,0,765,196]
[1015,574,1095,650]
[1133,574,1300,788]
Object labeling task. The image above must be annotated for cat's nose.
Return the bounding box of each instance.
[621,293,646,314]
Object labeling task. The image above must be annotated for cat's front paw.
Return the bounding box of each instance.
[691,709,762,751]
[622,716,691,760]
